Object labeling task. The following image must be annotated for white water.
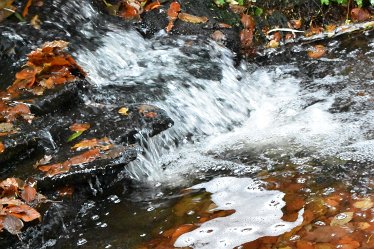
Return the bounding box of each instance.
[76,26,374,187]
[174,177,304,249]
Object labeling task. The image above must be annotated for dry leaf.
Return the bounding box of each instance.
[69,123,90,132]
[3,215,23,235]
[7,204,41,222]
[20,185,37,203]
[353,198,373,210]
[241,14,255,30]
[178,13,208,24]
[351,8,371,22]
[330,212,353,226]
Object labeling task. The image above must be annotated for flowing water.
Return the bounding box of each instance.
[1,1,374,248]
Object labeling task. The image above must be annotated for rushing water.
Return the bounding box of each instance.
[1,0,374,248]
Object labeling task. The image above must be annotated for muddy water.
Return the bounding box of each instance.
[1,0,374,248]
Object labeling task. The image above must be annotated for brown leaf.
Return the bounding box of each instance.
[308,45,326,59]
[240,29,253,49]
[241,14,255,30]
[3,215,23,235]
[178,13,208,24]
[69,123,90,132]
[0,142,4,153]
[290,19,302,29]
[7,204,41,222]
[21,185,37,203]
[0,198,24,206]
[143,112,157,118]
[351,8,371,22]
[38,163,70,177]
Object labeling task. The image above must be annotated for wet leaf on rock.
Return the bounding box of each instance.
[307,45,326,59]
[166,1,180,32]
[67,131,83,142]
[7,204,41,222]
[241,14,255,30]
[3,215,23,235]
[353,198,373,210]
[0,142,4,153]
[178,13,208,24]
[20,185,37,203]
[118,107,129,116]
[144,0,161,11]
[330,212,353,226]
[69,123,90,132]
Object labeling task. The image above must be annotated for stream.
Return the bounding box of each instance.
[1,0,373,248]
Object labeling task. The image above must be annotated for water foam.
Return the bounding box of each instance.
[174,177,304,249]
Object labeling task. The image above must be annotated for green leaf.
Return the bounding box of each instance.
[254,7,263,16]
[67,131,83,142]
[355,0,363,7]
[320,0,330,5]
[214,0,226,6]
[371,0,374,6]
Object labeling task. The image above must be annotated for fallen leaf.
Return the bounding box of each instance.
[290,19,302,29]
[7,204,41,222]
[0,142,4,153]
[145,0,161,11]
[0,198,24,206]
[38,163,70,177]
[22,0,32,17]
[351,8,371,22]
[166,1,180,32]
[178,13,208,24]
[118,107,129,116]
[3,215,23,235]
[330,212,353,226]
[33,155,52,168]
[20,185,37,203]
[240,29,253,49]
[307,45,326,59]
[69,123,90,132]
[353,198,373,210]
[241,14,255,30]
[211,30,226,42]
[71,138,98,151]
[143,112,157,118]
[30,15,41,29]
[67,131,83,142]
[217,22,232,28]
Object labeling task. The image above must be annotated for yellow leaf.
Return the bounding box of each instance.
[330,212,353,226]
[353,198,373,210]
[118,107,129,116]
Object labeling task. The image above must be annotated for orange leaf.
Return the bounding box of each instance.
[145,0,161,11]
[69,123,90,132]
[168,1,180,20]
[0,142,4,153]
[308,45,326,59]
[171,224,195,241]
[20,185,37,203]
[49,56,71,66]
[7,204,41,222]
[22,0,32,17]
[67,148,100,165]
[120,2,140,19]
[71,138,98,151]
[38,163,70,177]
[178,13,208,24]
[241,14,255,30]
